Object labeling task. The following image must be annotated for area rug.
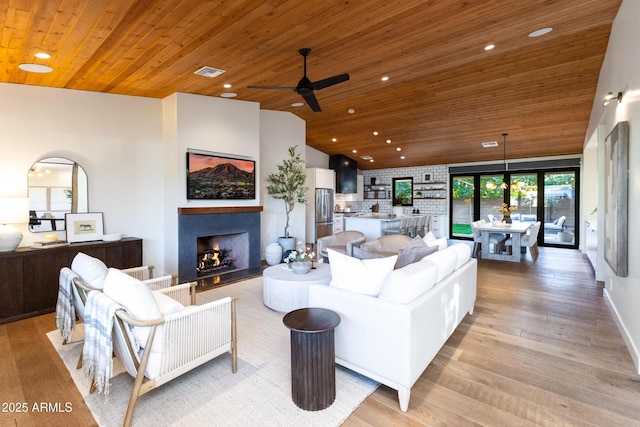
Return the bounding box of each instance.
[47,276,378,426]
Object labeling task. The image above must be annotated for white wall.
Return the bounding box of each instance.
[0,84,307,276]
[0,83,165,270]
[260,110,306,253]
[305,145,330,169]
[161,93,262,274]
[584,0,640,373]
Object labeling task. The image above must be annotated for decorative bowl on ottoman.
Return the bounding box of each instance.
[291,261,312,275]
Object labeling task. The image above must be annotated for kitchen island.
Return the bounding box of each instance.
[345,214,401,241]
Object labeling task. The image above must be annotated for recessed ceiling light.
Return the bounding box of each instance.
[396,147,401,152]
[529,27,553,38]
[291,102,304,107]
[223,83,232,88]
[372,131,379,136]
[18,63,53,73]
[484,44,495,51]
[347,108,355,114]
[381,76,389,81]
[400,155,405,160]
[220,92,237,98]
[370,159,374,162]
[352,149,357,153]
[386,139,391,144]
[332,138,337,142]
[35,52,51,59]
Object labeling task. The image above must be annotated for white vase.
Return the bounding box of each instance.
[291,261,312,275]
[265,243,283,265]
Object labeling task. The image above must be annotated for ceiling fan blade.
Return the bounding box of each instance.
[247,85,296,90]
[311,73,350,91]
[302,92,321,112]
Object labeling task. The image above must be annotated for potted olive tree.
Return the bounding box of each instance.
[266,145,308,259]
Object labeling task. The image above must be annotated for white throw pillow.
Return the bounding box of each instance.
[153,291,185,316]
[328,248,397,296]
[378,259,438,304]
[103,268,162,350]
[423,231,448,250]
[71,252,108,289]
[423,249,457,283]
[447,243,471,269]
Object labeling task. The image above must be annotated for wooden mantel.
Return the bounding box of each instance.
[178,206,263,215]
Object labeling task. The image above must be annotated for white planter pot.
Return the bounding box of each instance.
[277,236,296,261]
[265,243,283,265]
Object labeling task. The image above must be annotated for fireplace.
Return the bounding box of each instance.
[178,207,262,288]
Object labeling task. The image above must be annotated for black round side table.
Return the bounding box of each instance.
[283,307,341,411]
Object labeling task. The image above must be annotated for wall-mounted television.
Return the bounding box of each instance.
[186,150,256,200]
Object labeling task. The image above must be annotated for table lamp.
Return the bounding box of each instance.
[0,197,29,252]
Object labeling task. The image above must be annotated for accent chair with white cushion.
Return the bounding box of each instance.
[471,219,506,257]
[505,221,542,262]
[87,268,237,427]
[544,215,566,233]
[317,230,366,261]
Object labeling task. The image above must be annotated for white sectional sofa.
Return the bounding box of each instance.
[308,242,477,412]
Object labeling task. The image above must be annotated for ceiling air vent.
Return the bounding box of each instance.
[360,155,373,160]
[194,66,226,78]
[481,141,498,148]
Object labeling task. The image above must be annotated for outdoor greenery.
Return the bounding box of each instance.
[266,145,307,238]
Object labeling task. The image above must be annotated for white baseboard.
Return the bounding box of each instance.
[604,288,640,375]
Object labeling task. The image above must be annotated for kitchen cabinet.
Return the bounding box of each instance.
[585,220,597,268]
[333,213,344,233]
[0,237,142,324]
[306,167,335,191]
[429,215,448,238]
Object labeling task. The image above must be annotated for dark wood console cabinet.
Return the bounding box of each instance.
[0,237,142,324]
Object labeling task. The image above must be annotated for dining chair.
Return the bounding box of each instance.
[471,219,506,257]
[504,221,542,261]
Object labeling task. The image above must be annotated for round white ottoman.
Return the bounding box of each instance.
[263,262,331,313]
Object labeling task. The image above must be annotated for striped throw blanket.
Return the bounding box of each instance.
[82,291,121,394]
[56,267,79,342]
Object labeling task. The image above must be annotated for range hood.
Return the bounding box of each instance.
[329,154,357,194]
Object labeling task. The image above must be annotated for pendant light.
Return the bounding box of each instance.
[486,133,509,189]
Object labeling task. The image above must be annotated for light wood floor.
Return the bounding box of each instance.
[2,246,639,426]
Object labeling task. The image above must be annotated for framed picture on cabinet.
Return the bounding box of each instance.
[66,212,104,243]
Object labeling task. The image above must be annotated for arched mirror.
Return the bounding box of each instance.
[28,157,88,232]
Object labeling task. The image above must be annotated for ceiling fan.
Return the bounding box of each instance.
[248,48,349,112]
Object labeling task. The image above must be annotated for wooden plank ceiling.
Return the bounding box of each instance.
[0,0,621,170]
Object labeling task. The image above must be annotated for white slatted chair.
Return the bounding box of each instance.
[505,221,542,262]
[96,269,237,427]
[406,216,419,237]
[383,216,411,236]
[414,215,428,237]
[68,272,195,371]
[121,265,155,281]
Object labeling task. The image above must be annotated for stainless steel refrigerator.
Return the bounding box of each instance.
[314,188,334,240]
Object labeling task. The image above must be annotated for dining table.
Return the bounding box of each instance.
[477,221,533,262]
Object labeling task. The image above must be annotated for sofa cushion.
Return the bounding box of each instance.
[423,231,448,250]
[352,245,412,269]
[327,248,397,296]
[396,236,439,268]
[378,259,438,303]
[447,243,471,269]
[423,248,457,283]
[71,252,108,289]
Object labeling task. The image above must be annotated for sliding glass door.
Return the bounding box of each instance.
[449,168,578,249]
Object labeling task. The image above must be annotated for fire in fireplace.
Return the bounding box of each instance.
[197,245,236,277]
[196,232,249,279]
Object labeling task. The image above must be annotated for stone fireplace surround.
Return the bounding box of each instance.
[178,206,262,286]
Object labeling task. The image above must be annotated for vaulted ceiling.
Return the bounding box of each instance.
[0,0,621,169]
